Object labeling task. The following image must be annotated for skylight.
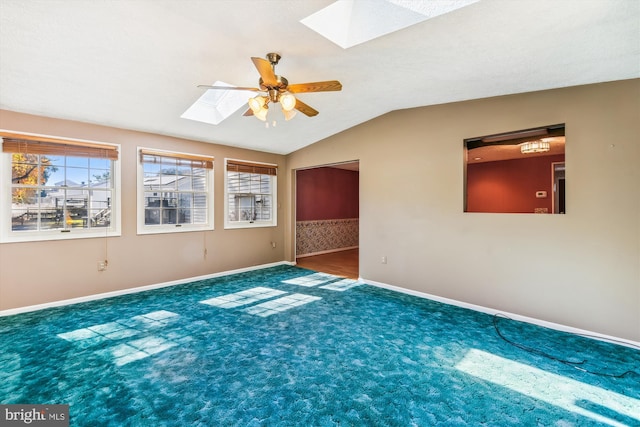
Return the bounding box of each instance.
[301,0,480,49]
[181,81,254,125]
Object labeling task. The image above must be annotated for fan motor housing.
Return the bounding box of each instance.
[259,76,288,91]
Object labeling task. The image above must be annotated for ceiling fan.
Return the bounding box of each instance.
[198,53,342,121]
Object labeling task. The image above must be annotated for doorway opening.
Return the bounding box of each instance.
[294,161,359,278]
[552,162,566,214]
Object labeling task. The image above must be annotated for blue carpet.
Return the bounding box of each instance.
[1,265,638,426]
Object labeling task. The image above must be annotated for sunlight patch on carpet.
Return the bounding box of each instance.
[320,278,361,291]
[282,272,338,287]
[455,349,640,427]
[244,294,322,317]
[200,287,286,308]
[58,310,180,345]
[107,337,178,366]
[57,310,187,366]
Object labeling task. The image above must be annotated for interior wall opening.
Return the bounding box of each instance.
[294,161,360,279]
[464,124,566,214]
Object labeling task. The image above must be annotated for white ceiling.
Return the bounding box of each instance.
[1,0,638,155]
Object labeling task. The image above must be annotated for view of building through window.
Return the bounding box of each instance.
[225,160,276,227]
[11,153,113,232]
[227,173,272,222]
[141,153,210,227]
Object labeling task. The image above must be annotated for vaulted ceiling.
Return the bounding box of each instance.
[1,0,638,155]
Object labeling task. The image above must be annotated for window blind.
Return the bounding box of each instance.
[140,149,214,169]
[226,160,277,176]
[1,131,119,160]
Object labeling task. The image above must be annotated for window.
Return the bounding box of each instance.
[1,131,120,243]
[137,148,214,234]
[225,159,277,228]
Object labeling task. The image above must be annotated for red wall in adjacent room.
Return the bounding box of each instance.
[296,167,359,221]
[466,155,564,213]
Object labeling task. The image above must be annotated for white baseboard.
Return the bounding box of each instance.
[0,261,295,317]
[296,246,359,258]
[362,277,640,350]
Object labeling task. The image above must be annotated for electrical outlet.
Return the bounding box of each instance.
[97,261,107,271]
[381,256,387,264]
[271,241,277,248]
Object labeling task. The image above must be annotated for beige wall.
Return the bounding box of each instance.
[0,110,286,309]
[285,79,640,342]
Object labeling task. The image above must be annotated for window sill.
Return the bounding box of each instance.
[1,229,121,244]
[224,222,277,230]
[137,224,214,235]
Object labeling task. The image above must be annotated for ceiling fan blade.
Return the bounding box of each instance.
[294,98,319,117]
[288,80,342,93]
[198,85,260,91]
[251,57,278,86]
[242,108,254,117]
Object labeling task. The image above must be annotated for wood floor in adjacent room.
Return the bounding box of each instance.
[295,248,359,279]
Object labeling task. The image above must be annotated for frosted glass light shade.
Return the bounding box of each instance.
[280,93,297,111]
[283,109,297,121]
[248,96,266,113]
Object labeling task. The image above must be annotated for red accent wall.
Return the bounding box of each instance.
[466,155,564,213]
[296,167,359,221]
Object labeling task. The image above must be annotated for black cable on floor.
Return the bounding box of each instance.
[492,313,640,379]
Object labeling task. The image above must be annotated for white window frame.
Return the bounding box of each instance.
[137,147,214,235]
[224,158,277,229]
[0,131,121,243]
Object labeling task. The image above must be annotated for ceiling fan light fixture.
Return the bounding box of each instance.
[520,139,550,154]
[248,95,266,113]
[283,109,297,121]
[280,93,296,111]
[254,106,268,122]
[198,53,341,124]
[248,95,269,121]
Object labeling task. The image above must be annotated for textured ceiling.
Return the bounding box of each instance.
[1,0,638,155]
